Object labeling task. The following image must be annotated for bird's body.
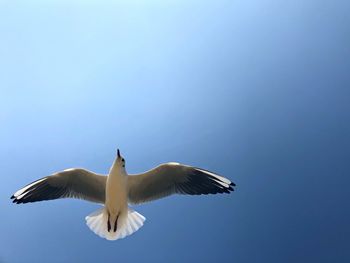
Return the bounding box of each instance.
[105,157,128,234]
[11,149,235,241]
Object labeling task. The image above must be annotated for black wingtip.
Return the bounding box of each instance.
[10,195,15,199]
[223,188,231,194]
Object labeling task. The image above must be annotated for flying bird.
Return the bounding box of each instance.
[11,149,235,241]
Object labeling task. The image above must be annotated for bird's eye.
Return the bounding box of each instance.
[121,158,125,162]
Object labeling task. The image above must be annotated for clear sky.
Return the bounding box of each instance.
[1,0,349,262]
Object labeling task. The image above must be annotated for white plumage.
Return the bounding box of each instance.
[11,149,235,241]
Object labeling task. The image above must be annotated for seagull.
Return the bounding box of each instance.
[11,149,235,241]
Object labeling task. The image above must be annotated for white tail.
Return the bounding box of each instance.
[85,206,146,241]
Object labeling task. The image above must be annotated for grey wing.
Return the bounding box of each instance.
[127,163,235,204]
[11,168,107,204]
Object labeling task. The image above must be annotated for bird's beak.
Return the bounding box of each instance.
[117,149,121,158]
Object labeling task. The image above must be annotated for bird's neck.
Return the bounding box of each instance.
[109,162,126,177]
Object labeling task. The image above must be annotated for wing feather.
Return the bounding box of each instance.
[127,163,235,204]
[11,168,107,204]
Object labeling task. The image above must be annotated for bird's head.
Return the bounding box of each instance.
[116,149,126,168]
[110,148,126,174]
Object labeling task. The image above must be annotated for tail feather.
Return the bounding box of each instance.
[85,207,145,241]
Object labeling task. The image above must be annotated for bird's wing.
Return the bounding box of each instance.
[11,168,107,204]
[127,163,235,204]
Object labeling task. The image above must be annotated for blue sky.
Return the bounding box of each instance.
[1,0,349,262]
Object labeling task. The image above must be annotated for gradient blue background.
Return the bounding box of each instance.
[1,1,349,262]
